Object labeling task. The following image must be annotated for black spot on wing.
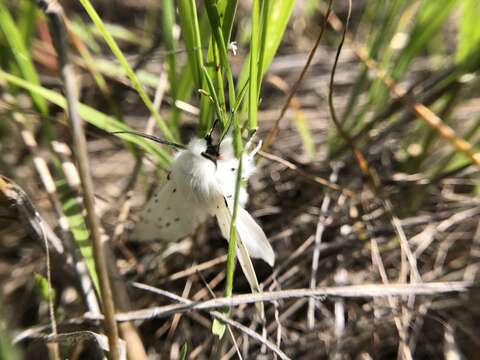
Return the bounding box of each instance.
[173,188,177,193]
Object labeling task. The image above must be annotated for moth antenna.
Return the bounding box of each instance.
[209,119,220,137]
[111,131,187,150]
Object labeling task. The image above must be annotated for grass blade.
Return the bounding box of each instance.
[0,2,48,115]
[78,0,175,142]
[0,69,171,166]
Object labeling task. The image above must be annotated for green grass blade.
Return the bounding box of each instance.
[78,0,175,142]
[204,0,236,108]
[237,0,294,110]
[17,0,37,46]
[178,0,205,89]
[257,0,272,93]
[456,0,480,63]
[248,0,260,131]
[0,1,48,115]
[57,179,100,292]
[162,0,177,99]
[0,69,171,166]
[202,66,227,125]
[392,0,456,80]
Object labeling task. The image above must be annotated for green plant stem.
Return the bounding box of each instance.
[225,155,243,297]
[39,1,120,358]
[248,0,260,131]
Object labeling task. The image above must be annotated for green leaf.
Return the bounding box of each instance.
[212,317,226,338]
[179,342,188,360]
[0,1,48,115]
[34,273,55,302]
[56,180,100,292]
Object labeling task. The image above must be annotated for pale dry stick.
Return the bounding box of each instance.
[39,221,61,360]
[308,165,340,330]
[39,1,120,358]
[130,282,288,360]
[167,278,193,340]
[266,278,283,360]
[193,271,225,301]
[463,221,480,282]
[103,244,148,360]
[190,337,213,359]
[195,270,243,360]
[258,151,354,197]
[163,255,227,282]
[263,0,333,149]
[371,239,413,360]
[90,281,474,323]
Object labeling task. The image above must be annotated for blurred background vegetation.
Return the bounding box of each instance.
[0,0,479,359]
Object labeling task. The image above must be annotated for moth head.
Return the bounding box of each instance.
[201,120,221,165]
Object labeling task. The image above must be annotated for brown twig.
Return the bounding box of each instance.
[263,0,333,149]
[321,3,480,169]
[38,1,120,358]
[326,0,420,284]
[258,150,354,197]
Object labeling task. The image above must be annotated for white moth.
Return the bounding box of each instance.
[132,133,275,293]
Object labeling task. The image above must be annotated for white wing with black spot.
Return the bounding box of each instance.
[133,177,208,242]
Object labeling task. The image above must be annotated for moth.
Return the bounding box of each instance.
[117,130,275,294]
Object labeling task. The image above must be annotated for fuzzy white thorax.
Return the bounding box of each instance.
[170,138,222,204]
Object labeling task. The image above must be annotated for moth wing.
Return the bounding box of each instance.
[133,178,208,242]
[213,197,264,314]
[236,206,275,267]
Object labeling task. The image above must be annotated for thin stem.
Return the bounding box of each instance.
[39,1,120,359]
